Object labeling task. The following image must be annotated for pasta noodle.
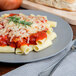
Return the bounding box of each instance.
[36,38,47,45]
[47,21,57,27]
[15,48,23,54]
[0,46,15,53]
[47,28,53,34]
[20,45,33,54]
[48,32,57,40]
[34,38,52,52]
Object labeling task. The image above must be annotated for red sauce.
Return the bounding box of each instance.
[0,31,47,48]
[9,42,16,48]
[0,22,4,30]
[29,31,47,45]
[9,13,19,16]
[0,35,8,46]
[0,22,4,26]
[29,35,37,45]
[16,38,27,48]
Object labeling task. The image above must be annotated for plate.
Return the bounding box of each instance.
[0,10,73,63]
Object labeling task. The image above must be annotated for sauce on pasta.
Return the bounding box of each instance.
[0,30,47,48]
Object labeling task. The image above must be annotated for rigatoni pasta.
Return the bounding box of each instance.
[0,46,15,53]
[0,13,57,54]
[36,38,46,45]
[34,38,52,51]
[47,21,57,27]
[21,45,33,54]
[15,48,23,54]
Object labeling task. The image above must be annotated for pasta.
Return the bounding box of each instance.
[36,38,46,45]
[21,45,33,54]
[47,21,57,27]
[0,46,15,53]
[0,13,57,55]
[15,48,23,54]
[34,38,52,51]
[48,32,57,40]
[47,28,53,34]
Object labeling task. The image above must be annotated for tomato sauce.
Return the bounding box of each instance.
[0,35,8,46]
[0,31,47,48]
[0,22,4,26]
[9,42,16,48]
[29,31,47,45]
[9,13,19,16]
[16,38,27,48]
[0,22,4,30]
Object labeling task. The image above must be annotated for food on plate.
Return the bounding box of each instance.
[0,13,57,54]
[29,0,76,11]
[0,0,22,10]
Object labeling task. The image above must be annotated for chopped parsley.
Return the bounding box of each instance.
[19,21,32,26]
[8,16,32,26]
[9,16,20,23]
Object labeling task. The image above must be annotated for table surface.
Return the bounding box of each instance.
[0,10,76,76]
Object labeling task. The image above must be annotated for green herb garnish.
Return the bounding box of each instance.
[9,16,20,23]
[8,16,32,26]
[19,21,32,26]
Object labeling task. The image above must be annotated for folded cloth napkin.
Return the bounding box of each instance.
[3,40,76,76]
[52,51,76,76]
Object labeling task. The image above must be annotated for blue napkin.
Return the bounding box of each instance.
[3,40,76,76]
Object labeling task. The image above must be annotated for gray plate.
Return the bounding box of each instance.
[0,10,73,63]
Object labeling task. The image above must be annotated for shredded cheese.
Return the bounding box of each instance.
[0,13,48,42]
